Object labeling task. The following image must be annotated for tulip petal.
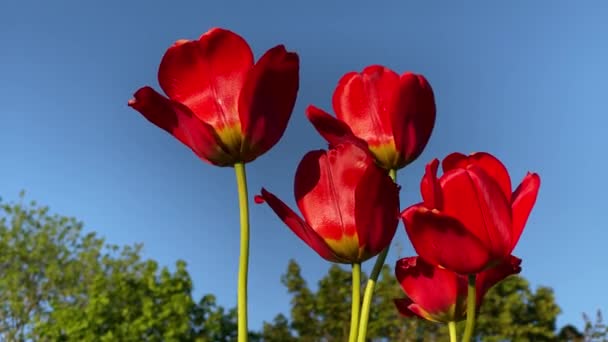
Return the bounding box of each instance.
[391,73,436,164]
[238,45,299,160]
[354,153,400,257]
[441,152,467,171]
[157,28,253,131]
[294,145,372,242]
[395,257,467,322]
[476,255,522,304]
[402,206,493,274]
[510,173,540,251]
[393,298,417,317]
[128,87,235,166]
[332,65,400,148]
[394,298,441,322]
[306,105,362,148]
[443,152,512,202]
[257,188,342,262]
[420,158,443,210]
[440,166,512,261]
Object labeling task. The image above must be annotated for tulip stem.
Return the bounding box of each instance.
[234,162,250,342]
[448,321,457,342]
[356,169,397,342]
[461,274,477,342]
[349,263,361,342]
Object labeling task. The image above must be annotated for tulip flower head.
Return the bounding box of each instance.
[129,27,299,166]
[306,65,436,170]
[256,142,400,263]
[394,255,521,323]
[402,152,540,275]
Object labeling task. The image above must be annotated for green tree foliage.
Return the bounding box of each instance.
[582,310,608,341]
[260,314,296,342]
[475,275,561,341]
[0,194,198,341]
[559,324,585,342]
[557,310,608,342]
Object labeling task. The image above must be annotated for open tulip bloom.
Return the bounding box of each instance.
[306,65,436,171]
[128,27,299,342]
[402,152,540,276]
[256,141,400,264]
[129,28,299,167]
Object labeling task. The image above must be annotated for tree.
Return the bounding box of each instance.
[581,310,608,341]
[475,275,561,341]
[280,260,320,341]
[260,314,297,342]
[558,324,585,342]
[0,194,202,341]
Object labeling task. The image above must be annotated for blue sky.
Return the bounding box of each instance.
[1,0,606,331]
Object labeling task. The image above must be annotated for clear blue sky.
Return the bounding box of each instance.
[1,0,606,331]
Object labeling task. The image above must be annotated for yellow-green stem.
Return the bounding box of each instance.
[348,263,361,342]
[357,169,397,342]
[234,162,250,342]
[448,321,457,342]
[461,275,477,342]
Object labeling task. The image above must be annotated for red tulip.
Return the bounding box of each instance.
[128,28,299,166]
[306,65,436,170]
[394,255,521,323]
[401,152,540,275]
[255,142,400,263]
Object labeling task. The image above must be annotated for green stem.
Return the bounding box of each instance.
[448,321,457,342]
[349,263,361,342]
[234,162,250,342]
[461,274,477,342]
[357,169,397,342]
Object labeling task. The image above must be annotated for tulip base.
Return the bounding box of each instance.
[234,162,250,342]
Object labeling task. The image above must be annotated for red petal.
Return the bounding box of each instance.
[402,206,493,274]
[440,166,512,261]
[420,158,443,210]
[128,87,235,166]
[441,152,468,171]
[353,151,400,257]
[238,45,299,160]
[391,73,436,165]
[306,105,360,147]
[394,298,442,322]
[294,144,371,241]
[395,257,467,322]
[332,65,400,148]
[257,188,342,262]
[394,298,417,317]
[476,255,522,304]
[443,152,512,202]
[510,173,540,251]
[157,28,253,131]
